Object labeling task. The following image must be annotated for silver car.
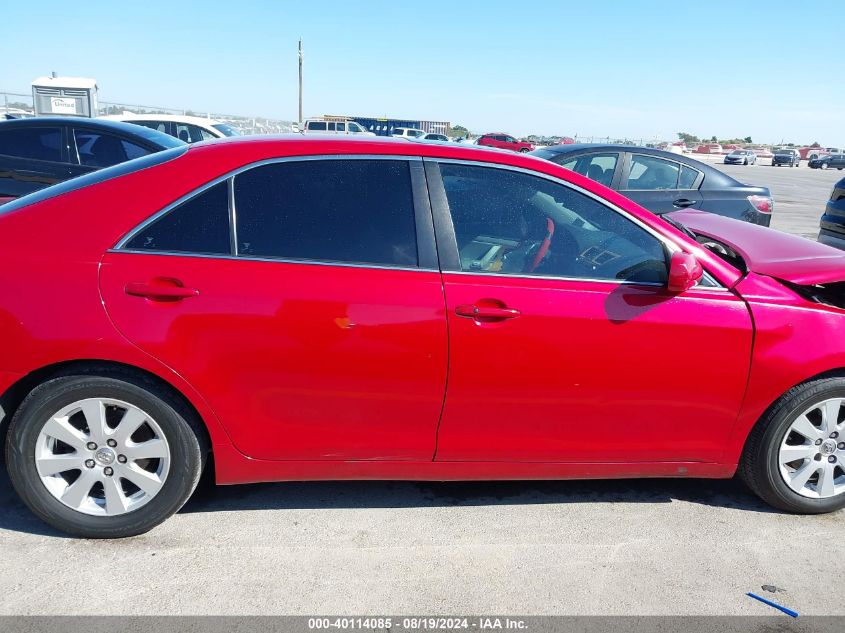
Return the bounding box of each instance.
[724,149,757,165]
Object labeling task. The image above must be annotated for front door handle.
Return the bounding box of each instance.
[673,198,696,208]
[455,304,520,321]
[125,280,199,301]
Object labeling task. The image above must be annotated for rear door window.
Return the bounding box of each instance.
[555,153,618,187]
[625,155,681,190]
[0,127,63,161]
[73,129,150,167]
[307,121,327,131]
[172,123,208,143]
[134,121,169,134]
[233,159,418,267]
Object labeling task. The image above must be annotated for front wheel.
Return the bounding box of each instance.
[519,148,530,153]
[821,163,830,170]
[5,374,206,538]
[740,377,845,513]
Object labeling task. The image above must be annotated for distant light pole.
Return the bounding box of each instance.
[298,39,303,130]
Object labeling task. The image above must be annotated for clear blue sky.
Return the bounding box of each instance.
[3,0,843,144]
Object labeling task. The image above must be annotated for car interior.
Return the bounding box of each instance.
[75,131,131,168]
[442,166,669,284]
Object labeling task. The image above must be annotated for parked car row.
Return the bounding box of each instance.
[4,134,845,539]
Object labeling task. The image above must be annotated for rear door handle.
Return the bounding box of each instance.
[673,198,696,208]
[125,280,199,301]
[455,304,520,321]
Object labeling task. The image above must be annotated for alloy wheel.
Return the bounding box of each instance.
[34,398,171,516]
[779,398,845,498]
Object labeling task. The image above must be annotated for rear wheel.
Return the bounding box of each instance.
[740,377,845,513]
[5,374,205,538]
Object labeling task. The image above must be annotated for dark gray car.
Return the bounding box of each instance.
[0,117,185,203]
[772,148,800,167]
[531,144,774,225]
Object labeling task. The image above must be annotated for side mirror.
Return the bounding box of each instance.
[667,251,703,293]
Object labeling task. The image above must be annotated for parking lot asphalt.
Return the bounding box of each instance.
[1,160,844,617]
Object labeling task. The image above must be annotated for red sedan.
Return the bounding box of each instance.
[2,136,845,538]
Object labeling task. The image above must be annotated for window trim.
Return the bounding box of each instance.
[113,154,438,271]
[423,157,724,289]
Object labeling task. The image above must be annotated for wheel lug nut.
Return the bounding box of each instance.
[829,456,837,464]
[814,454,823,461]
[117,455,127,464]
[815,439,823,445]
[104,467,114,476]
[839,443,845,450]
[86,442,97,450]
[85,459,95,468]
[107,439,117,447]
[831,432,840,439]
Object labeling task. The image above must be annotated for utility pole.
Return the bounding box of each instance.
[298,39,303,130]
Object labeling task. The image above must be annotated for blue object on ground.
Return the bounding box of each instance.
[747,592,799,618]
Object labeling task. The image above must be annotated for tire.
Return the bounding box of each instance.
[821,163,829,170]
[519,148,530,153]
[740,377,845,514]
[743,159,748,165]
[5,373,206,538]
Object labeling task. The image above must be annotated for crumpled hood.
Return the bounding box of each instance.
[668,209,845,285]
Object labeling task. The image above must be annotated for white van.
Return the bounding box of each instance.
[302,119,374,135]
[392,127,425,139]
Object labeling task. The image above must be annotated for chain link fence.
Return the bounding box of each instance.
[1,90,296,135]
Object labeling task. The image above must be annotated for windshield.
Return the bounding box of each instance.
[211,123,241,137]
[730,150,748,155]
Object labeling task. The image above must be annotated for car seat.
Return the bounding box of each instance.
[89,135,127,167]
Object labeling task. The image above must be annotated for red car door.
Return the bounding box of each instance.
[100,158,448,461]
[427,161,753,464]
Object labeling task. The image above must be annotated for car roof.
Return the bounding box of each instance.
[185,133,536,159]
[0,116,186,149]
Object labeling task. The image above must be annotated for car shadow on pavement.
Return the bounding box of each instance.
[0,458,776,538]
[179,472,777,515]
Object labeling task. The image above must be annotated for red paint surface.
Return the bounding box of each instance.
[0,136,843,485]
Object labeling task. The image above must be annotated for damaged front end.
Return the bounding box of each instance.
[779,280,845,311]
